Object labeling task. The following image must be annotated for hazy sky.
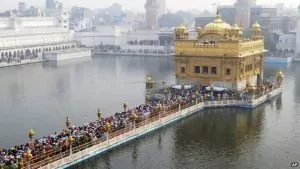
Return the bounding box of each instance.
[1,0,298,12]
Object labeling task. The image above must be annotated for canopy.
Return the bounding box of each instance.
[205,86,227,92]
[172,85,193,90]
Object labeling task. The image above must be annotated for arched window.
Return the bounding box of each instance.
[181,67,186,73]
[226,68,231,75]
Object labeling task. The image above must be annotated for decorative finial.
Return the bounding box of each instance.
[239,20,243,28]
[216,3,220,19]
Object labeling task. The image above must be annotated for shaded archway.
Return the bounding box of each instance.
[257,74,261,85]
[284,49,289,53]
[25,49,31,55]
[0,52,4,62]
[290,49,295,53]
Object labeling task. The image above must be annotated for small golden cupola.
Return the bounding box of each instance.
[200,8,231,39]
[175,22,189,40]
[230,24,243,40]
[251,21,262,40]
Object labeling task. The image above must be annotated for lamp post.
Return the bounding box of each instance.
[105,121,111,145]
[158,104,162,123]
[178,96,182,113]
[276,70,284,87]
[195,91,199,104]
[247,83,256,100]
[18,158,24,169]
[28,129,35,143]
[24,149,32,169]
[68,135,75,156]
[123,101,128,112]
[97,108,102,121]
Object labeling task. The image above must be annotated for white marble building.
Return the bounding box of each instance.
[276,33,296,53]
[74,25,133,46]
[0,14,75,62]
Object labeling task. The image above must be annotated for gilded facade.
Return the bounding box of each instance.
[174,10,267,91]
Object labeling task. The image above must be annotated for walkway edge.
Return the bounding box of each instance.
[42,88,282,169]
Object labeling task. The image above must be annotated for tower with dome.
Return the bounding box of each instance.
[174,9,266,91]
[296,4,300,55]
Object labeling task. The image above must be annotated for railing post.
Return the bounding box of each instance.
[70,144,72,156]
[159,109,161,124]
[106,132,109,146]
[27,161,31,169]
[133,121,136,133]
[178,104,181,113]
[196,98,198,104]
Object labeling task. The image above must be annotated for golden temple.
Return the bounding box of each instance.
[174,9,267,91]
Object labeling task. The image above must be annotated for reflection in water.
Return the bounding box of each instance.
[1,56,300,169]
[171,107,264,169]
[0,55,174,148]
[276,96,282,110]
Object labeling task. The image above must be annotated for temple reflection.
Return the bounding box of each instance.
[172,107,264,167]
[276,96,282,110]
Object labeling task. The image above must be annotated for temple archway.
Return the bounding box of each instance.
[39,48,41,52]
[8,51,12,57]
[13,51,16,57]
[257,74,261,85]
[25,49,31,55]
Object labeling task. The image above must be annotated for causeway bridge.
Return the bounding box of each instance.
[26,87,282,169]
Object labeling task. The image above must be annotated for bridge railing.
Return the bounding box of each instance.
[22,87,282,168]
[25,100,201,169]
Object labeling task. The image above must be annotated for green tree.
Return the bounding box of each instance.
[158,11,195,28]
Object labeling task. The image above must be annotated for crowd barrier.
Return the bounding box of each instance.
[18,87,282,169]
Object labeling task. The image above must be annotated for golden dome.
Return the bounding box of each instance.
[247,83,256,90]
[252,21,260,29]
[202,12,231,35]
[277,70,284,77]
[196,26,202,32]
[175,22,188,33]
[231,24,240,30]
